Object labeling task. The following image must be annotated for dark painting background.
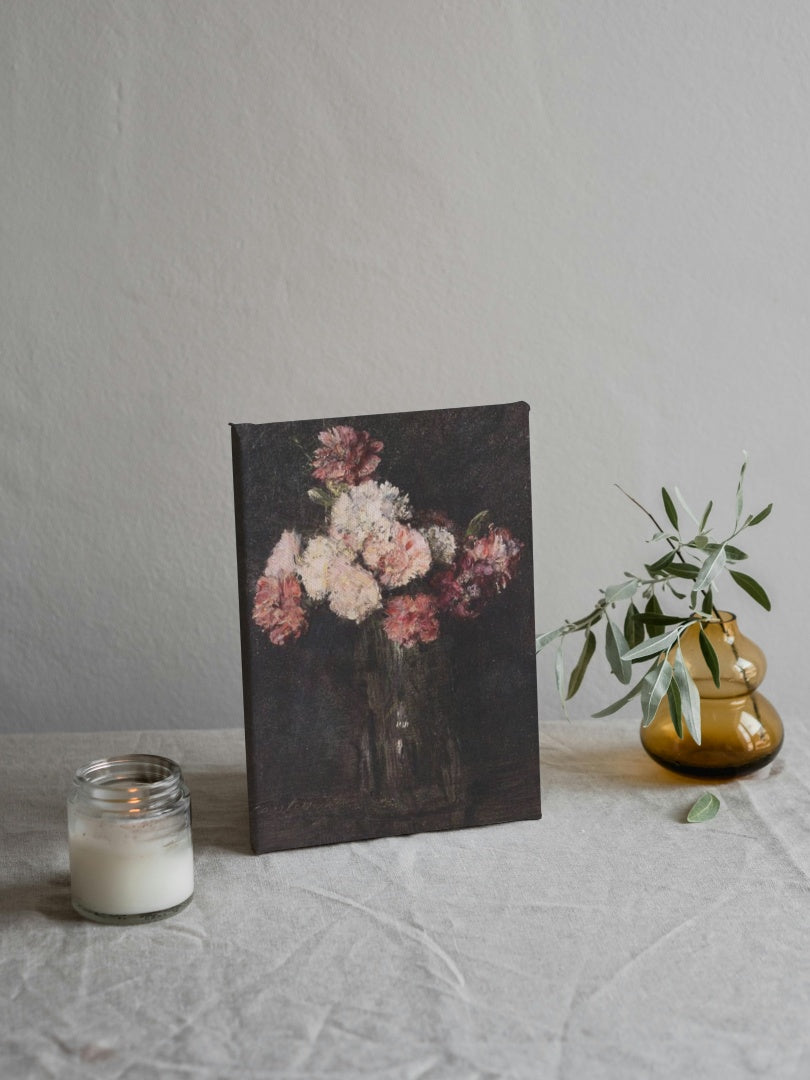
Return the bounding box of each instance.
[232,402,540,852]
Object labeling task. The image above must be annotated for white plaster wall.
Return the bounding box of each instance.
[2,0,807,733]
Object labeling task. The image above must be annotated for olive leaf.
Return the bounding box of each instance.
[640,660,673,727]
[646,551,677,575]
[644,592,664,619]
[605,619,632,684]
[636,613,687,629]
[699,500,713,532]
[667,562,699,580]
[698,627,721,688]
[554,642,568,719]
[694,544,727,595]
[674,486,699,524]
[666,678,683,738]
[604,579,639,604]
[624,602,644,650]
[724,545,747,562]
[661,487,679,529]
[673,644,702,745]
[729,569,771,611]
[623,625,684,663]
[747,503,773,527]
[735,451,748,526]
[536,627,564,651]
[567,629,596,700]
[687,792,720,823]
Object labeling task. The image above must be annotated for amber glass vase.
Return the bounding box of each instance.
[640,612,783,778]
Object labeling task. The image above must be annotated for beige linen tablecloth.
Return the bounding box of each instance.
[1,720,808,1079]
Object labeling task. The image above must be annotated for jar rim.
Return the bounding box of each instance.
[72,754,186,812]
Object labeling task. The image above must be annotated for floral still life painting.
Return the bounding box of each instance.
[231,403,540,853]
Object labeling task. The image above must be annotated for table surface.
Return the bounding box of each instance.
[2,719,808,1080]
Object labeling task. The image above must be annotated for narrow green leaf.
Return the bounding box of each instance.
[604,579,639,604]
[645,593,664,618]
[605,619,632,684]
[687,792,720,823]
[661,487,679,530]
[704,542,747,562]
[674,486,699,524]
[645,551,676,575]
[746,503,773,527]
[637,613,689,628]
[567,629,596,699]
[591,670,647,718]
[667,562,700,580]
[729,570,772,611]
[465,509,491,537]
[554,642,568,717]
[624,602,644,650]
[623,626,684,663]
[735,451,748,526]
[673,644,702,745]
[536,627,564,651]
[666,679,683,738]
[699,500,713,532]
[699,627,721,688]
[724,545,748,562]
[701,589,714,615]
[695,544,727,594]
[640,659,674,727]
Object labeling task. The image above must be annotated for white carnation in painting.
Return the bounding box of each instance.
[423,525,456,567]
[326,560,382,622]
[297,535,347,601]
[263,529,301,579]
[330,479,411,553]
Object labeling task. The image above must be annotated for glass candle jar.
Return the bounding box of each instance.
[68,754,194,924]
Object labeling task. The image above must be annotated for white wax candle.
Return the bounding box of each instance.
[69,817,194,917]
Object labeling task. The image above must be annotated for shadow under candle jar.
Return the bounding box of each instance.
[68,754,194,924]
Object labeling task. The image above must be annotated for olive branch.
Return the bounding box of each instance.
[536,454,772,744]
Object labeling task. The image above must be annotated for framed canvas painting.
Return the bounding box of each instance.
[232,402,540,853]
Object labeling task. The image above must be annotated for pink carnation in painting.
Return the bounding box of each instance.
[463,526,523,594]
[383,593,440,647]
[312,426,383,487]
[362,523,432,588]
[253,574,308,645]
[432,526,523,619]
